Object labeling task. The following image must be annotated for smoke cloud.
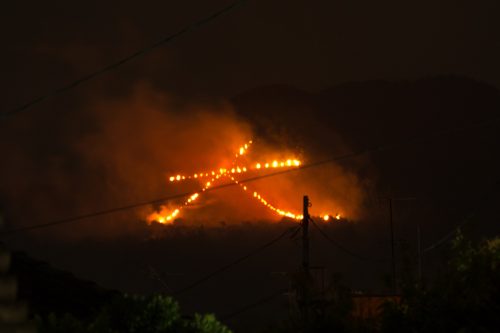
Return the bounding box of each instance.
[0,82,366,239]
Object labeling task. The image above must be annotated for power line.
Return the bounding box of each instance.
[147,265,173,293]
[0,190,192,235]
[150,184,498,319]
[0,161,324,235]
[0,152,381,236]
[220,288,287,321]
[1,115,499,235]
[1,0,247,119]
[310,218,387,263]
[423,179,500,253]
[173,226,299,296]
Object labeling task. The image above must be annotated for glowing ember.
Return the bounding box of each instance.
[147,140,339,224]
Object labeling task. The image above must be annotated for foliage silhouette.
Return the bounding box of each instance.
[36,294,231,333]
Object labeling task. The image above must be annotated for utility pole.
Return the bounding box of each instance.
[301,195,310,329]
[386,196,417,294]
[302,196,310,272]
[417,223,423,286]
[388,198,397,294]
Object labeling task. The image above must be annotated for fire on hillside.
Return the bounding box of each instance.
[147,140,342,224]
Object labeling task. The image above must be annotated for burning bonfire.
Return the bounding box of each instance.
[148,141,341,224]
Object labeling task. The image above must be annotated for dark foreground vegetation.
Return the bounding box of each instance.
[36,294,230,333]
[267,231,500,332]
[20,229,499,332]
[11,251,231,333]
[377,231,500,333]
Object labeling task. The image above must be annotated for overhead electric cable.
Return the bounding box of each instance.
[423,179,500,253]
[172,226,299,296]
[1,0,247,119]
[220,288,287,321]
[310,218,387,263]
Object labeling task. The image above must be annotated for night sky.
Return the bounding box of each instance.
[2,0,500,104]
[1,1,500,331]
